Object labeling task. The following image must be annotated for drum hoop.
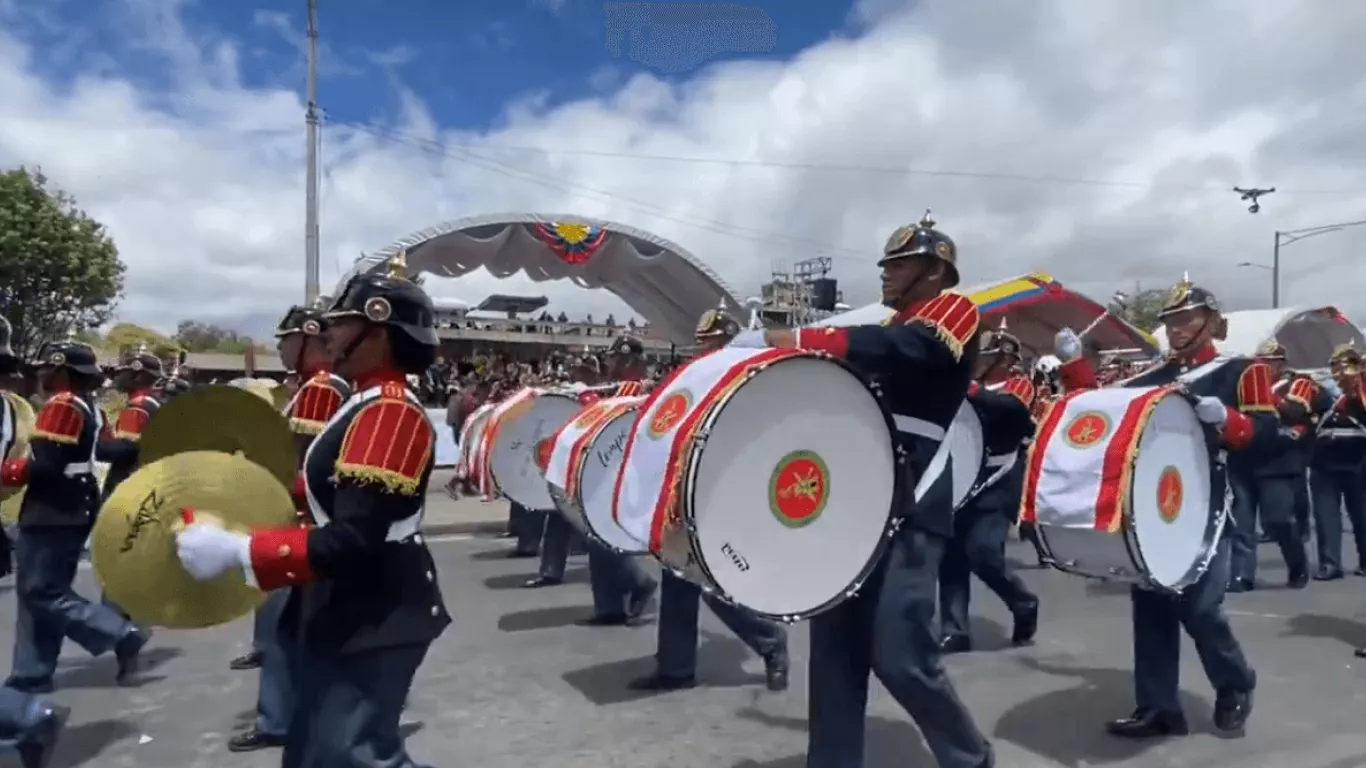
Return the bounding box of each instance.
[950,402,989,512]
[568,406,643,555]
[675,350,907,623]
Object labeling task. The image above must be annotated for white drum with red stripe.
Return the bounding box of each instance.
[457,403,496,485]
[1022,385,1218,592]
[486,387,582,510]
[544,396,647,554]
[612,346,900,621]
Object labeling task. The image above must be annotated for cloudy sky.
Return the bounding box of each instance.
[1,0,1364,338]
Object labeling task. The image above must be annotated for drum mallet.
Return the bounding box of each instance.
[1076,291,1129,341]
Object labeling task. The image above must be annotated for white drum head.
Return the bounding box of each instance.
[686,356,896,618]
[579,411,646,554]
[947,402,984,509]
[1129,394,1214,589]
[490,393,581,510]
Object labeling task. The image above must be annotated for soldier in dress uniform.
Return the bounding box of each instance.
[228,304,353,753]
[176,252,448,768]
[1053,273,1268,737]
[1260,342,1314,542]
[1305,344,1366,582]
[627,304,789,692]
[938,321,1039,654]
[96,345,163,499]
[1224,338,1310,590]
[0,317,69,767]
[0,337,150,693]
[731,210,993,768]
[606,335,649,396]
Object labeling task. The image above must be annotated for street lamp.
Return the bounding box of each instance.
[1237,219,1366,309]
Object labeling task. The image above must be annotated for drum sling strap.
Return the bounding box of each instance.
[954,449,1019,512]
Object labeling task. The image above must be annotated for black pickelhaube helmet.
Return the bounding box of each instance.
[1157,272,1222,319]
[979,317,1022,358]
[608,334,644,359]
[325,249,438,346]
[275,301,327,339]
[879,209,960,288]
[695,300,740,342]
[113,343,164,377]
[35,330,101,377]
[1330,342,1361,372]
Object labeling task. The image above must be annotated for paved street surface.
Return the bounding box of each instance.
[9,536,1366,768]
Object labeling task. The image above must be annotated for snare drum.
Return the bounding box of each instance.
[545,396,647,554]
[612,346,900,621]
[1022,385,1217,591]
[486,388,582,510]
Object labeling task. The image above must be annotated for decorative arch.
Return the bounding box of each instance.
[340,214,741,343]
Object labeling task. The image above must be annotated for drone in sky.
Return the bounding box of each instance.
[1233,186,1276,214]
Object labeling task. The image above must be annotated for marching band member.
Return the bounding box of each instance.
[228,304,352,754]
[1226,339,1309,590]
[96,345,163,499]
[1054,273,1270,737]
[1306,344,1366,584]
[1,336,151,693]
[605,335,649,395]
[0,318,68,766]
[1264,345,1315,543]
[938,322,1039,654]
[567,337,659,626]
[175,253,448,767]
[628,306,789,692]
[733,211,994,768]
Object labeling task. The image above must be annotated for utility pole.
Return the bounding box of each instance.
[303,0,321,305]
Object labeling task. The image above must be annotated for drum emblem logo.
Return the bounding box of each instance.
[769,450,830,528]
[646,390,692,439]
[1063,410,1110,448]
[1157,466,1183,523]
[534,437,555,473]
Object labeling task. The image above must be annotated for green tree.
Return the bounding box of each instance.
[1110,287,1167,332]
[174,319,264,354]
[0,167,126,359]
[103,322,180,358]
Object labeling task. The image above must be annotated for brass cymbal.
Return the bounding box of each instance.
[139,385,296,488]
[92,450,296,629]
[1,391,34,508]
[270,383,292,411]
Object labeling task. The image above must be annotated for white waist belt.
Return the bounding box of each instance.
[386,514,422,542]
[1320,428,1366,438]
[892,414,946,441]
[985,453,1014,468]
[63,462,94,477]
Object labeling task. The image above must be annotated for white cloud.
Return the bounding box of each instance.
[2,0,1366,341]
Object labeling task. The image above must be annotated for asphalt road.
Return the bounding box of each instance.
[9,535,1366,768]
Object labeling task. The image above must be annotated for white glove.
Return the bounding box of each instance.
[728,330,769,349]
[1193,396,1228,426]
[176,518,252,582]
[1054,328,1083,363]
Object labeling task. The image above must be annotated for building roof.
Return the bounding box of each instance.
[475,294,550,314]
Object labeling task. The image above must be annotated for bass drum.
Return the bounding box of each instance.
[613,347,900,621]
[911,400,984,511]
[545,396,647,554]
[456,403,496,483]
[1022,384,1216,591]
[487,388,581,510]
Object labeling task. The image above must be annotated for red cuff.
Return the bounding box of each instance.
[1220,408,1254,450]
[1059,359,1098,391]
[796,328,849,358]
[578,392,600,406]
[248,527,315,591]
[0,458,28,487]
[1292,424,1308,438]
[968,382,981,396]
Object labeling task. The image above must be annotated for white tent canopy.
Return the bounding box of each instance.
[341,214,741,344]
[1153,306,1365,369]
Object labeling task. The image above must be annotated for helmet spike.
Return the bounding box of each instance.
[918,208,935,228]
[387,248,408,279]
[998,316,1009,332]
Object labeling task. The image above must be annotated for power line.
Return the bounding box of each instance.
[322,114,1364,197]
